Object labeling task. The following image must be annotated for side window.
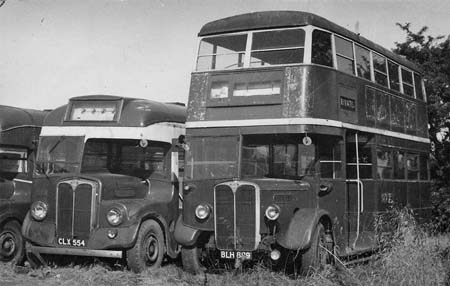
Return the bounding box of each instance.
[373,53,388,87]
[406,153,419,180]
[414,73,424,100]
[346,144,372,179]
[318,138,342,179]
[376,148,393,179]
[388,61,400,91]
[401,68,414,97]
[393,150,405,179]
[335,36,355,75]
[311,30,333,67]
[355,45,371,80]
[0,148,28,180]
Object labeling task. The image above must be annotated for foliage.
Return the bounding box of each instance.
[2,209,449,286]
[393,23,450,232]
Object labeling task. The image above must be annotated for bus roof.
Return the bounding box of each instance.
[44,95,186,127]
[0,105,48,132]
[198,10,420,72]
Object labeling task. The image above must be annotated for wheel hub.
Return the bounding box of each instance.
[144,235,158,264]
[0,232,16,258]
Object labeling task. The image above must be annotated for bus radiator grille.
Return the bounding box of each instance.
[214,183,257,251]
[56,180,94,241]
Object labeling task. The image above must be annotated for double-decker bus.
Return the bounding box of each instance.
[175,11,431,273]
[0,105,47,264]
[22,95,185,272]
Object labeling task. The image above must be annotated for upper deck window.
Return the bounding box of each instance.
[250,29,305,67]
[401,68,414,97]
[355,45,371,80]
[414,73,425,100]
[335,36,355,75]
[373,53,388,87]
[311,30,333,67]
[388,61,400,91]
[196,34,247,71]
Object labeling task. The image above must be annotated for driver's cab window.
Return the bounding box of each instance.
[241,134,315,179]
[0,148,28,180]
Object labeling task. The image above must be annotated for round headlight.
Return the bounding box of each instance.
[106,208,124,226]
[31,201,48,221]
[195,204,211,220]
[265,204,280,221]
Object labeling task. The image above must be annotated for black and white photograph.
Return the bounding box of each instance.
[1,1,449,285]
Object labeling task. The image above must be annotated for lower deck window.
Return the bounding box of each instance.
[346,144,372,179]
[376,149,393,179]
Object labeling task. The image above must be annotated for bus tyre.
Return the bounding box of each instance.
[300,223,333,275]
[181,246,206,274]
[127,220,165,273]
[0,221,25,265]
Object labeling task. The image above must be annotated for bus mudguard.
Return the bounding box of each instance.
[174,215,200,246]
[276,208,331,250]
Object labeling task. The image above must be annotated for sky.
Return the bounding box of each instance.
[0,0,449,111]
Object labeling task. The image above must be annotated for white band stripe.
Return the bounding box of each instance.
[186,118,430,144]
[41,122,185,144]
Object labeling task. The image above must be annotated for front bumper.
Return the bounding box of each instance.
[22,212,139,255]
[26,242,123,259]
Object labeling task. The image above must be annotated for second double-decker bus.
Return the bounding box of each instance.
[175,11,431,274]
[22,95,185,272]
[0,105,47,264]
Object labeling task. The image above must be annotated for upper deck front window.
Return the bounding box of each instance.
[195,28,305,71]
[196,34,247,71]
[250,29,305,67]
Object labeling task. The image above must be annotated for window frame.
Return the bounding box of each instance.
[400,67,415,98]
[334,35,355,75]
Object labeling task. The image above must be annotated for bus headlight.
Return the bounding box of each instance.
[106,208,124,226]
[31,201,48,221]
[265,204,280,220]
[195,204,211,220]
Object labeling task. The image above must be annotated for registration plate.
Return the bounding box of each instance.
[57,238,86,247]
[220,250,252,260]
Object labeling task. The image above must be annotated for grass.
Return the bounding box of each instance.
[2,213,449,286]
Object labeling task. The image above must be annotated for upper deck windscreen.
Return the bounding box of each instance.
[196,28,305,71]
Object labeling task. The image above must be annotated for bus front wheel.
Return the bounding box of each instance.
[181,245,206,274]
[300,222,334,275]
[127,220,165,273]
[0,220,24,265]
